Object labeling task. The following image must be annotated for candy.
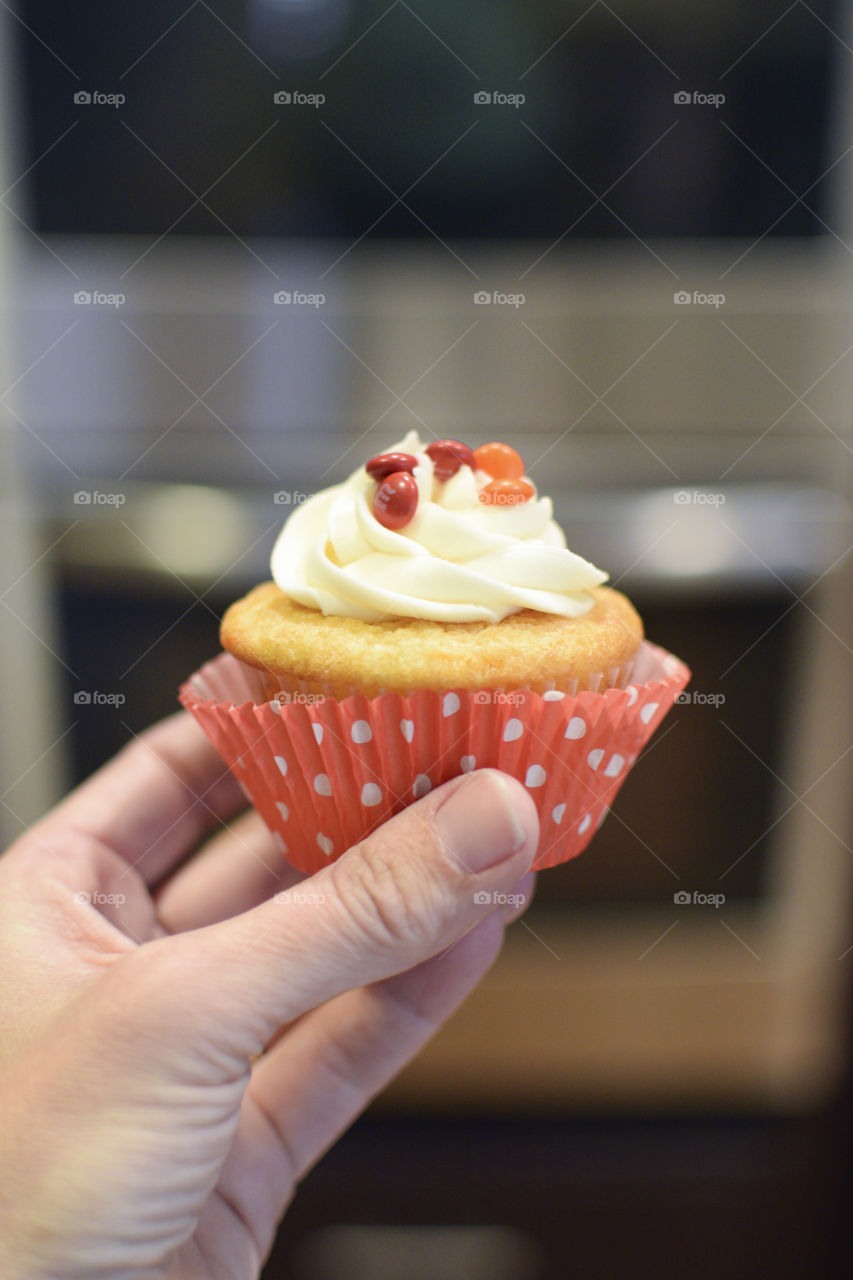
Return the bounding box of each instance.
[365,451,418,481]
[373,471,419,529]
[473,441,525,480]
[478,478,535,505]
[425,439,476,482]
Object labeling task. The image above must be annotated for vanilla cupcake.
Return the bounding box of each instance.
[221,431,643,696]
[181,433,688,874]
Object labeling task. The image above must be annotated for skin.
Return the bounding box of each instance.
[0,712,538,1280]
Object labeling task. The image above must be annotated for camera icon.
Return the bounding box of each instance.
[73,291,92,305]
[73,690,92,705]
[473,290,491,304]
[73,891,91,905]
[273,491,291,504]
[474,890,492,905]
[473,90,491,105]
[673,90,691,105]
[73,490,91,504]
[674,690,690,704]
[473,690,491,704]
[73,90,92,105]
[273,291,291,304]
[673,290,691,305]
[674,490,691,505]
[273,90,291,105]
[673,890,691,905]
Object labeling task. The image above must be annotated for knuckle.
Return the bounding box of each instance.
[327,837,444,956]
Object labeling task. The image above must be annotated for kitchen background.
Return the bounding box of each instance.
[2,2,853,1277]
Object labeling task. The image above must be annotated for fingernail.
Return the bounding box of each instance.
[436,771,529,873]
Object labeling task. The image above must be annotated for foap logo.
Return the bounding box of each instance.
[73,290,126,308]
[474,889,527,907]
[73,690,126,707]
[273,290,325,307]
[473,90,525,108]
[472,690,527,706]
[74,890,127,906]
[673,90,725,108]
[73,490,126,506]
[674,890,726,908]
[273,89,325,107]
[273,690,325,706]
[675,690,726,708]
[473,289,525,307]
[274,889,327,905]
[673,490,726,507]
[273,489,311,505]
[673,290,725,307]
[73,90,126,107]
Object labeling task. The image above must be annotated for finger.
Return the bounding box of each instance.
[35,712,245,887]
[219,910,507,1250]
[155,809,306,933]
[127,768,539,1059]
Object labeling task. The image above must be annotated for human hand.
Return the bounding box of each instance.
[0,713,538,1279]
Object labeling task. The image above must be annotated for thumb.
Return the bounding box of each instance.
[131,769,538,1058]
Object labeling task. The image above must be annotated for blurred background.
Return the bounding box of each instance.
[2,2,853,1277]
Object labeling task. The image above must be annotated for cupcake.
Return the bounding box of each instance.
[180,433,689,873]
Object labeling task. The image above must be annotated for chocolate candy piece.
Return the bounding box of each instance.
[373,470,419,529]
[425,439,476,482]
[473,441,525,480]
[365,451,418,481]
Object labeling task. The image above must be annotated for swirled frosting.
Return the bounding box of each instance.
[270,431,608,622]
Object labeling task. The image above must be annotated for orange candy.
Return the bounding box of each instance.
[478,477,535,505]
[473,441,525,479]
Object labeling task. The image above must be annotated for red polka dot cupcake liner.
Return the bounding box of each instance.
[179,642,690,875]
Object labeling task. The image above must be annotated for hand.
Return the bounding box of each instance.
[0,712,538,1279]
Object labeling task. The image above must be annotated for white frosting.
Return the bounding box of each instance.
[271,431,608,622]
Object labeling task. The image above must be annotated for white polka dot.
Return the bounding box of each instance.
[361,782,381,806]
[460,755,476,772]
[316,833,333,856]
[604,754,625,778]
[312,723,324,744]
[238,781,251,801]
[400,719,414,742]
[626,686,638,706]
[274,755,288,776]
[543,690,565,701]
[552,803,566,824]
[640,702,659,724]
[273,831,288,854]
[413,773,431,798]
[578,813,591,834]
[313,773,332,795]
[443,692,460,717]
[587,748,604,770]
[503,718,524,742]
[597,807,609,828]
[525,764,546,788]
[565,716,586,739]
[276,801,290,822]
[269,699,282,714]
[351,719,372,743]
[665,656,681,674]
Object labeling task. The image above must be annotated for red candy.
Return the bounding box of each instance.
[372,470,419,529]
[425,439,476,482]
[473,441,525,480]
[366,451,418,481]
[478,477,535,505]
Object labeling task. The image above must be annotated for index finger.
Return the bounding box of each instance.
[34,712,245,887]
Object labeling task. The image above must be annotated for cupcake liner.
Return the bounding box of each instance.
[179,642,690,875]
